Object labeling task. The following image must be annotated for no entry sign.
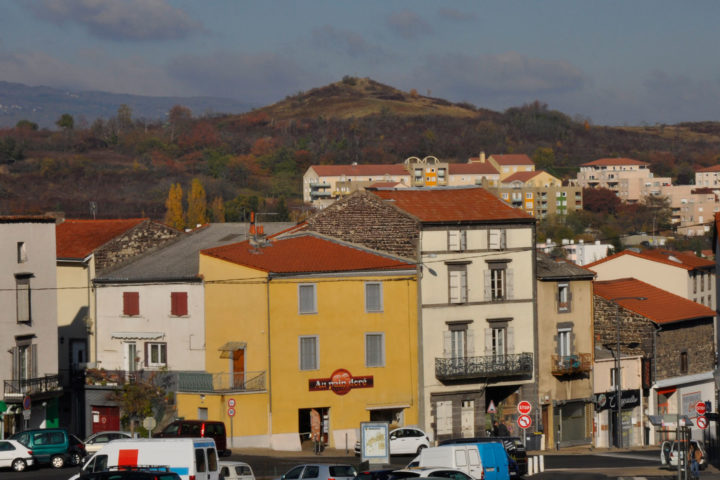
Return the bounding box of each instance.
[517,414,532,430]
[518,401,532,415]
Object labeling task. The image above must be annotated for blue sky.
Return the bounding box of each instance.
[1,0,718,125]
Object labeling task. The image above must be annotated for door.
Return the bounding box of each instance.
[232,349,245,389]
[70,340,87,370]
[91,406,120,433]
[124,343,137,373]
[461,401,475,438]
[467,447,484,480]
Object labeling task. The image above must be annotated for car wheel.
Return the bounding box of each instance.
[51,455,65,468]
[416,445,427,455]
[70,452,82,466]
[12,459,27,472]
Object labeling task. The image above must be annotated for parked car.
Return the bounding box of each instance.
[10,427,74,468]
[219,460,256,480]
[280,464,358,480]
[416,445,484,480]
[84,431,133,454]
[660,439,707,469]
[355,427,431,456]
[78,465,181,480]
[388,467,475,480]
[154,420,230,456]
[69,434,88,466]
[0,438,35,472]
[355,469,396,480]
[439,437,527,477]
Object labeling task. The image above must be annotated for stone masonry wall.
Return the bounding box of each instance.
[306,191,420,259]
[656,321,715,380]
[95,220,181,272]
[593,297,655,360]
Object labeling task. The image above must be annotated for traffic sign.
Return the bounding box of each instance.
[487,400,497,414]
[696,401,707,416]
[517,414,532,430]
[228,408,236,417]
[697,416,708,430]
[518,401,532,415]
[22,396,31,410]
[228,398,236,408]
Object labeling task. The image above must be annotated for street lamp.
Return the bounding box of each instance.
[611,296,646,449]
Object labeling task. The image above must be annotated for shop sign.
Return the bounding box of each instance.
[309,368,373,395]
[594,389,641,411]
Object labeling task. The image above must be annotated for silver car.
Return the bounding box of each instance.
[281,464,358,480]
[83,431,133,454]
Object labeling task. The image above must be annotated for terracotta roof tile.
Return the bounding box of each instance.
[201,232,413,273]
[56,218,147,259]
[585,248,713,271]
[594,278,715,324]
[489,154,534,165]
[370,187,533,223]
[310,164,408,176]
[697,165,720,173]
[581,157,649,167]
[448,162,499,175]
[502,171,543,183]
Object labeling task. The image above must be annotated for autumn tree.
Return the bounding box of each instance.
[210,196,225,222]
[164,183,185,230]
[117,104,133,134]
[109,372,171,435]
[583,187,621,214]
[168,105,192,142]
[56,113,74,131]
[186,178,209,227]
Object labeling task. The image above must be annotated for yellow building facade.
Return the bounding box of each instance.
[195,233,419,451]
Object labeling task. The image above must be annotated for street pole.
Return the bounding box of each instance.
[616,302,622,449]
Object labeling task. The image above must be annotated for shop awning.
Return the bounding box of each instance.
[653,371,714,390]
[111,332,164,340]
[218,341,246,358]
[366,403,410,410]
[657,387,677,396]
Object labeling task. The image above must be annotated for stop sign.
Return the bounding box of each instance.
[696,401,707,415]
[518,401,532,415]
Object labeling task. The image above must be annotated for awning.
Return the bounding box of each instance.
[657,387,677,396]
[366,403,410,411]
[111,332,164,340]
[653,371,714,390]
[218,341,246,359]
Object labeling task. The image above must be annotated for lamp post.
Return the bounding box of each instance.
[611,296,646,449]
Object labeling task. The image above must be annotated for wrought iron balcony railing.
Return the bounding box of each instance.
[551,353,592,376]
[435,353,533,381]
[3,375,61,399]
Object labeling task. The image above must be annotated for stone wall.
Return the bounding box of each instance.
[95,220,180,272]
[306,191,420,259]
[593,297,654,360]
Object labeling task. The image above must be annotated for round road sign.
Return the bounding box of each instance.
[22,396,31,410]
[696,402,707,416]
[228,398,236,408]
[228,408,236,417]
[697,416,708,430]
[517,414,532,430]
[518,401,532,415]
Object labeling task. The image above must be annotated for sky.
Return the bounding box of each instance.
[1,0,719,126]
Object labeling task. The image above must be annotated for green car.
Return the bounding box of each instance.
[10,428,73,468]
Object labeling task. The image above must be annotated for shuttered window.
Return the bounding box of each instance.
[365,282,382,312]
[448,266,468,303]
[365,333,385,367]
[298,284,317,314]
[448,230,467,251]
[488,229,506,250]
[123,292,140,316]
[16,277,31,323]
[171,292,188,316]
[299,336,318,370]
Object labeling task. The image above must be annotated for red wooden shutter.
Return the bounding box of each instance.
[123,292,139,316]
[171,292,188,316]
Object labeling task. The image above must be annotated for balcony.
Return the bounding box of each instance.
[3,375,61,400]
[551,354,592,376]
[435,353,533,381]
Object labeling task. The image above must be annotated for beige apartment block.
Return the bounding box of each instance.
[487,171,583,218]
[577,157,670,203]
[658,185,718,236]
[695,164,720,188]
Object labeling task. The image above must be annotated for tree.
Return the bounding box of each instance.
[109,372,171,435]
[186,178,208,228]
[583,187,621,214]
[532,147,555,172]
[117,104,133,133]
[275,197,290,221]
[15,120,38,131]
[164,183,185,230]
[210,196,225,222]
[168,105,192,142]
[56,113,74,131]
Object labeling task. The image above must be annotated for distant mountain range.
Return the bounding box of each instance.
[0,80,256,128]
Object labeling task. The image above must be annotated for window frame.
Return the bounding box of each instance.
[680,350,688,374]
[558,327,572,357]
[17,242,27,263]
[298,283,317,315]
[364,282,383,313]
[299,335,319,371]
[364,332,385,367]
[16,275,31,323]
[146,342,167,367]
[490,266,506,301]
[448,230,467,251]
[558,283,570,312]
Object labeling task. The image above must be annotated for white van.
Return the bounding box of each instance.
[417,445,484,479]
[72,438,221,480]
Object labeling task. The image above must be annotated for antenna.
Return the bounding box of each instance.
[89,201,97,219]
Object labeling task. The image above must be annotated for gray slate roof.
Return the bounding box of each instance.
[95,222,296,282]
[536,251,596,281]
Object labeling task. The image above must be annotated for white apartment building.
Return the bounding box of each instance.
[577,157,671,203]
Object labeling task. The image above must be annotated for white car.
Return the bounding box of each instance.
[355,427,430,456]
[660,439,707,469]
[83,431,133,454]
[388,467,474,480]
[220,461,256,480]
[0,438,34,472]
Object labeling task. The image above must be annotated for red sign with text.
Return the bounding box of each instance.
[309,369,373,395]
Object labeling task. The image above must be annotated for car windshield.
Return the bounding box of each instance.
[330,466,357,477]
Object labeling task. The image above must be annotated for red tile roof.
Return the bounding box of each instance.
[581,157,649,167]
[201,233,414,273]
[696,165,720,173]
[369,181,405,188]
[594,278,715,324]
[585,248,713,271]
[489,154,534,166]
[370,187,533,222]
[56,218,147,259]
[449,162,499,175]
[502,171,544,183]
[310,164,408,177]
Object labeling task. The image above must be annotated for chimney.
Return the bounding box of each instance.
[480,152,486,163]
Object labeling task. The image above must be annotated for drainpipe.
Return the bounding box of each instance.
[416,233,426,436]
[266,276,272,446]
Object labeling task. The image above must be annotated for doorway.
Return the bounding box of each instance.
[298,407,329,446]
[232,348,245,389]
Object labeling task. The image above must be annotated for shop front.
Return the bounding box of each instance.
[594,389,642,448]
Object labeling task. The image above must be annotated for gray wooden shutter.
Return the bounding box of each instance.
[570,331,576,356]
[485,328,492,355]
[144,342,149,367]
[500,230,507,249]
[506,269,514,299]
[507,327,514,354]
[11,346,18,380]
[568,291,573,313]
[443,331,452,357]
[31,344,38,377]
[484,270,491,301]
[466,329,475,357]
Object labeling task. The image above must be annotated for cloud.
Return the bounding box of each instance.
[640,70,720,123]
[437,8,477,22]
[311,25,389,61]
[28,0,201,41]
[387,10,432,39]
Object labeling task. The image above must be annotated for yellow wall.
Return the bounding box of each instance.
[176,392,269,437]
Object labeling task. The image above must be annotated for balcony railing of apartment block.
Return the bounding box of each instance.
[3,375,61,400]
[435,353,533,381]
[551,353,592,376]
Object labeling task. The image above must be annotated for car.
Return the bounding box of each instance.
[660,439,707,469]
[439,436,527,477]
[69,434,88,466]
[219,460,256,480]
[355,427,430,456]
[354,469,396,480]
[10,427,75,468]
[388,467,475,480]
[78,465,181,480]
[154,420,230,456]
[0,438,35,472]
[280,464,358,480]
[84,431,133,454]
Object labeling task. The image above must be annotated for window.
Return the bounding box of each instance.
[299,336,318,370]
[365,282,383,312]
[298,284,317,314]
[693,273,697,294]
[170,291,188,316]
[526,192,532,199]
[610,367,618,389]
[558,283,570,312]
[680,351,688,374]
[488,229,506,250]
[12,340,37,381]
[448,265,468,303]
[491,327,506,358]
[448,230,467,251]
[16,276,31,323]
[558,328,572,357]
[490,267,505,301]
[123,292,139,316]
[365,333,385,367]
[17,242,27,263]
[146,342,167,367]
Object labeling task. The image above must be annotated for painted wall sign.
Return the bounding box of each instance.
[309,368,373,395]
[593,389,641,411]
